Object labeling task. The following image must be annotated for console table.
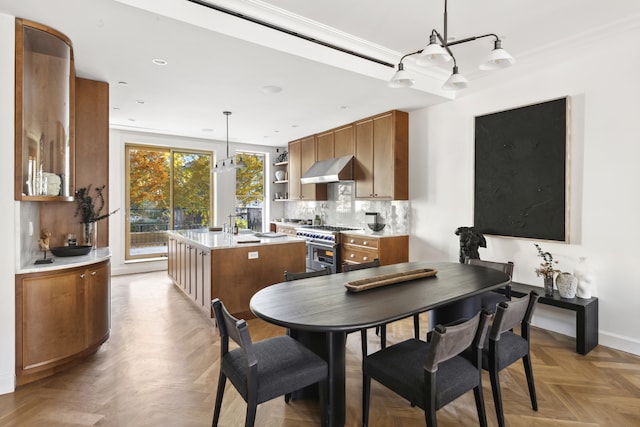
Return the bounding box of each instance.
[510,282,598,355]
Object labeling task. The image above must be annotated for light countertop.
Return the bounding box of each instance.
[18,247,112,274]
[169,230,304,250]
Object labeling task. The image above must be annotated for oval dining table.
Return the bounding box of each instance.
[250,261,510,427]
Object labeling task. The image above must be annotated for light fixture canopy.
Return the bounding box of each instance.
[389,0,515,91]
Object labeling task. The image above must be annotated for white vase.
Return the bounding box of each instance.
[556,272,578,298]
[573,257,592,298]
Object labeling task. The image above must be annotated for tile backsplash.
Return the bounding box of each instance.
[283,182,409,234]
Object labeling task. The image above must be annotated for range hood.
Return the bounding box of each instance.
[300,155,354,184]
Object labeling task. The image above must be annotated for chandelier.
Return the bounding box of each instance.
[389,0,515,91]
[213,111,246,173]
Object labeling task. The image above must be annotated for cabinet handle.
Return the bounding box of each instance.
[363,241,369,246]
[350,239,355,243]
[91,271,97,276]
[80,273,86,279]
[350,254,355,258]
[363,256,369,261]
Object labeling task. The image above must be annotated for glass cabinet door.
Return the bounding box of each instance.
[15,19,75,201]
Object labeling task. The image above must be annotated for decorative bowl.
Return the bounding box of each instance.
[50,245,92,257]
[367,223,386,232]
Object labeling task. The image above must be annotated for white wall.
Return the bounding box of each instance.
[109,129,282,275]
[409,24,640,355]
[0,13,16,394]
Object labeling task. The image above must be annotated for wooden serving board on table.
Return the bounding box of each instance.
[345,268,438,292]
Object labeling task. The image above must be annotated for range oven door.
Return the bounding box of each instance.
[307,242,338,274]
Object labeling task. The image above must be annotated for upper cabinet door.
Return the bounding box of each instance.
[15,19,75,201]
[315,131,334,161]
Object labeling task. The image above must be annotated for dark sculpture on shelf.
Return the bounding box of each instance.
[455,226,486,263]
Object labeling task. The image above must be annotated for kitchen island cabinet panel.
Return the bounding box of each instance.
[168,231,306,319]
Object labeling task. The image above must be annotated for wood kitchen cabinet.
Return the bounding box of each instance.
[275,224,297,236]
[334,124,355,157]
[354,110,408,200]
[15,259,111,385]
[316,131,334,160]
[341,233,408,268]
[288,136,327,201]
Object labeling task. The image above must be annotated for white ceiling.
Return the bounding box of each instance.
[2,0,640,147]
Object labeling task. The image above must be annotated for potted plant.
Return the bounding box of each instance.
[534,243,560,296]
[74,184,119,248]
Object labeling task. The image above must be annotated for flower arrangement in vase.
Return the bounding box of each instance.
[74,184,119,248]
[534,243,560,296]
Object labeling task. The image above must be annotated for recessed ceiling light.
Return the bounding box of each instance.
[262,85,282,94]
[136,100,145,104]
[291,125,299,128]
[202,128,214,132]
[118,81,128,85]
[112,107,120,110]
[128,118,136,122]
[340,105,349,110]
[152,58,168,66]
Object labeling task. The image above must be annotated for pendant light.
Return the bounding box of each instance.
[388,0,515,91]
[213,111,246,173]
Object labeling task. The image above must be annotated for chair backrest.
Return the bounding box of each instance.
[465,258,514,279]
[341,258,380,272]
[284,267,330,281]
[211,298,257,366]
[424,311,491,373]
[490,291,539,341]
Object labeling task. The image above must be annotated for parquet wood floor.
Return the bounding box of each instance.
[1,271,639,426]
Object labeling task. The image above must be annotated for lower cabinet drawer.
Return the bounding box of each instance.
[341,246,378,264]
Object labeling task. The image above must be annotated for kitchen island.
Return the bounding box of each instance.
[167,230,306,318]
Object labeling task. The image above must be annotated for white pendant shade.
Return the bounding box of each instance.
[416,43,451,67]
[442,67,469,90]
[388,64,414,88]
[480,47,515,70]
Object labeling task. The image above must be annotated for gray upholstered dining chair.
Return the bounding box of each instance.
[469,290,539,427]
[362,310,492,427]
[211,298,328,427]
[465,258,514,312]
[284,266,330,281]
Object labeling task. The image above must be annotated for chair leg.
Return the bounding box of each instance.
[284,392,291,403]
[380,325,387,349]
[245,395,257,427]
[212,372,227,427]
[473,385,488,427]
[413,313,420,339]
[489,369,505,427]
[362,374,371,427]
[523,354,538,411]
[360,329,368,357]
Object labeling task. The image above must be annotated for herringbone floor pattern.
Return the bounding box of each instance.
[1,271,639,426]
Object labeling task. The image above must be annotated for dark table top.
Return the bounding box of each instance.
[250,261,510,332]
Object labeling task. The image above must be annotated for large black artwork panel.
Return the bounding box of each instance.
[474,97,568,241]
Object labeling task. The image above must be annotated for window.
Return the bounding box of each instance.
[125,145,212,259]
[235,152,265,231]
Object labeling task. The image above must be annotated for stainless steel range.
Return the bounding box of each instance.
[296,225,362,273]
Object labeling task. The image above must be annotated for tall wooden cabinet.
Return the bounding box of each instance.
[14,19,75,201]
[355,110,408,200]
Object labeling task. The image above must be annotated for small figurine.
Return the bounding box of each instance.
[455,226,486,263]
[38,229,51,251]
